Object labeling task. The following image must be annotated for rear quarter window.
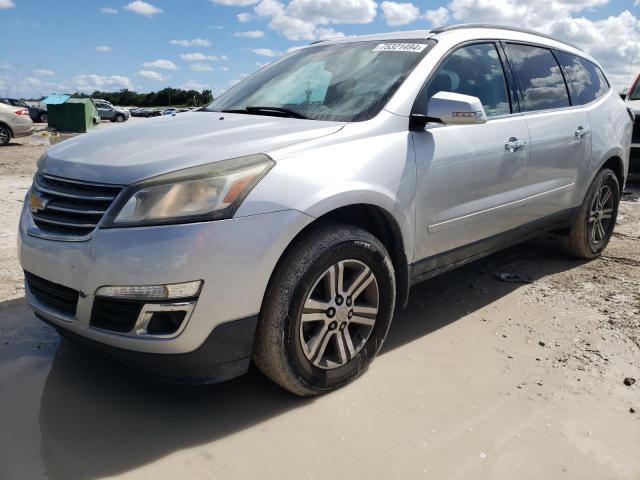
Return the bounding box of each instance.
[555,51,610,105]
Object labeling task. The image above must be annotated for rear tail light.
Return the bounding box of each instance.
[14,108,29,116]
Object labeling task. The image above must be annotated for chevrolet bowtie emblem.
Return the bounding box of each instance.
[29,192,47,213]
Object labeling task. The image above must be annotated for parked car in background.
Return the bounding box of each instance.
[162,108,178,116]
[625,74,640,173]
[0,98,48,123]
[0,102,34,145]
[94,101,130,122]
[18,25,632,395]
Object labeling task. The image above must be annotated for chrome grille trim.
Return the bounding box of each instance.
[28,173,124,241]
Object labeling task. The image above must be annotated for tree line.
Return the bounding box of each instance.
[72,88,214,107]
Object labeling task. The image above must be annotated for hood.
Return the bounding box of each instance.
[40,112,344,185]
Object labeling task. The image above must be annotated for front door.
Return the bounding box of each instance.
[412,42,529,264]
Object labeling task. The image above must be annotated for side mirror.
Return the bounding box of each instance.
[411,91,488,128]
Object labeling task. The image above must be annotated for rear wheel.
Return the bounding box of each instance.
[38,112,48,123]
[0,125,11,146]
[254,222,396,396]
[557,168,620,259]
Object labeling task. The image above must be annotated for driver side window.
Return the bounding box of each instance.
[418,43,511,117]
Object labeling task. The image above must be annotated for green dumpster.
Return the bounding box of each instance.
[47,98,100,133]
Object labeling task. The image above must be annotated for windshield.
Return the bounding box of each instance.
[207,39,435,122]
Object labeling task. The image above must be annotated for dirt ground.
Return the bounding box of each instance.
[0,128,638,480]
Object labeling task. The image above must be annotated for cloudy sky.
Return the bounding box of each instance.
[1,0,639,98]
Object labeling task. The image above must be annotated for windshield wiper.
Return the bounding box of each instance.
[220,106,308,119]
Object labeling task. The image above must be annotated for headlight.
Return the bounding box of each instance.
[103,154,274,227]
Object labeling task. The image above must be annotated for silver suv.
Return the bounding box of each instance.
[19,25,632,395]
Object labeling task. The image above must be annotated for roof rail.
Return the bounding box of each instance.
[430,24,582,51]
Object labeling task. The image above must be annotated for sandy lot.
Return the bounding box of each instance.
[0,127,638,480]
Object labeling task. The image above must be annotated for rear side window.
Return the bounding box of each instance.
[555,51,609,105]
[506,43,570,112]
[422,43,511,117]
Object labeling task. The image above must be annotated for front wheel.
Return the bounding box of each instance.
[254,223,396,396]
[115,114,125,122]
[557,168,620,259]
[38,112,48,123]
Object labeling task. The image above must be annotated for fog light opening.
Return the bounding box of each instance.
[145,311,187,335]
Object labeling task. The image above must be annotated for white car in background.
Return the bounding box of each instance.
[0,102,34,146]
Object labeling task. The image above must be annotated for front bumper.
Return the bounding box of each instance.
[40,313,259,384]
[19,203,313,358]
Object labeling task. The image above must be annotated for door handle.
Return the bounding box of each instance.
[575,126,590,139]
[505,137,526,153]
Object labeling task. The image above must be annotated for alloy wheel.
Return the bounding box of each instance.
[0,127,9,145]
[588,180,614,245]
[299,259,379,369]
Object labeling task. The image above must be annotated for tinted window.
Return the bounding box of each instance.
[422,43,510,117]
[555,51,609,105]
[506,44,570,112]
[630,78,640,101]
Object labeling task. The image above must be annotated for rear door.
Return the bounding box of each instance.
[504,43,591,221]
[412,42,530,263]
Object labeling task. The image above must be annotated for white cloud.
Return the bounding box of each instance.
[124,1,163,17]
[424,6,449,28]
[182,80,209,90]
[0,0,15,8]
[95,45,112,52]
[446,0,640,91]
[136,70,168,81]
[252,48,282,57]
[287,0,377,24]
[381,1,420,26]
[170,38,212,47]
[100,7,118,14]
[142,59,178,70]
[179,53,219,61]
[254,0,373,40]
[189,63,214,71]
[210,0,259,5]
[234,30,265,38]
[0,62,14,69]
[73,74,133,92]
[447,0,608,28]
[237,12,253,22]
[34,69,55,76]
[220,66,230,71]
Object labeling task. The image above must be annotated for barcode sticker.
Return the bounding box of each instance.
[372,43,428,53]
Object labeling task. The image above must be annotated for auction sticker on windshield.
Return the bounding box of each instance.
[372,43,428,53]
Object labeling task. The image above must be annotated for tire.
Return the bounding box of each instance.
[115,114,125,123]
[557,168,620,259]
[0,124,11,146]
[39,112,48,123]
[254,222,396,396]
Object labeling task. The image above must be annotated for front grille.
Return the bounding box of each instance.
[30,174,122,238]
[25,271,79,316]
[633,120,640,144]
[90,297,143,333]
